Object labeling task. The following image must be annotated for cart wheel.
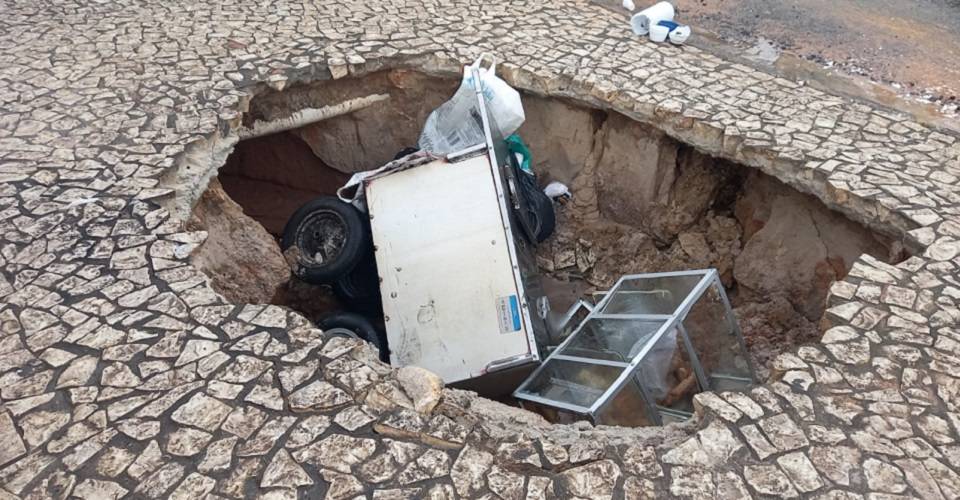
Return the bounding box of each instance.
[528,188,556,243]
[317,311,389,362]
[281,196,369,285]
[333,252,383,315]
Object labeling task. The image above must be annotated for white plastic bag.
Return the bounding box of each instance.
[418,54,525,155]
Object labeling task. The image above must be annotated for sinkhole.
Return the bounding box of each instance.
[183,69,907,423]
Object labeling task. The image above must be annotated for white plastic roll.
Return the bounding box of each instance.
[668,25,691,45]
[630,1,675,36]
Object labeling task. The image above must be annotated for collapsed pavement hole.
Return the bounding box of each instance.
[186,69,908,413]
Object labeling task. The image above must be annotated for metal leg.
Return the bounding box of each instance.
[678,324,711,392]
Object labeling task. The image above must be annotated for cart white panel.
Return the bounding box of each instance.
[366,155,533,383]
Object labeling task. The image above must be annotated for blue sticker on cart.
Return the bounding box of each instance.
[496,294,522,334]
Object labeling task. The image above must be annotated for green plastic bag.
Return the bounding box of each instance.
[505,134,533,175]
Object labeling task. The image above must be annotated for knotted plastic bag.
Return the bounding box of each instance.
[418,54,525,155]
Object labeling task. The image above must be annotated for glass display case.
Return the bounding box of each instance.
[514,269,755,426]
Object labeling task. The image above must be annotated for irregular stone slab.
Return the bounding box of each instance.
[165,427,213,456]
[100,363,142,387]
[669,466,715,497]
[558,460,622,500]
[744,464,799,497]
[0,411,27,466]
[134,462,185,499]
[4,393,55,417]
[261,449,313,488]
[758,413,809,452]
[237,416,297,457]
[222,405,268,439]
[217,355,271,383]
[96,446,137,477]
[55,355,98,389]
[144,331,184,358]
[127,440,164,481]
[286,415,331,448]
[488,465,525,500]
[207,380,243,399]
[864,458,908,493]
[134,381,204,418]
[396,366,444,414]
[72,478,128,500]
[450,446,494,497]
[622,445,663,478]
[2,371,53,400]
[776,451,825,493]
[288,380,351,411]
[217,457,262,498]
[170,392,232,431]
[278,360,318,393]
[19,410,70,448]
[333,406,375,432]
[62,429,118,471]
[322,469,365,500]
[291,433,376,473]
[47,421,98,454]
[245,376,284,411]
[809,446,861,486]
[175,339,220,367]
[0,450,55,494]
[169,472,216,500]
[117,418,160,441]
[198,436,238,474]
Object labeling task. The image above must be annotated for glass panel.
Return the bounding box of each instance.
[594,379,656,427]
[635,327,700,414]
[518,359,624,409]
[559,317,665,363]
[522,401,589,425]
[709,374,753,392]
[600,274,705,315]
[681,281,753,385]
[659,408,694,425]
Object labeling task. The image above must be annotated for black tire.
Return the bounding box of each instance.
[528,187,556,243]
[281,196,369,285]
[317,311,389,362]
[333,252,383,315]
[393,146,420,160]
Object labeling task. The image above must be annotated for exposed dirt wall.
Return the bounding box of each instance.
[733,170,893,321]
[186,178,291,305]
[250,70,458,174]
[219,131,349,236]
[518,94,900,374]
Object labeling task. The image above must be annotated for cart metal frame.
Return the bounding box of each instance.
[513,269,757,425]
[362,67,551,383]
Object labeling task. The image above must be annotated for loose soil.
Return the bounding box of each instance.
[671,0,960,114]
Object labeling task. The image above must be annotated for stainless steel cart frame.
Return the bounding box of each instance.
[513,269,757,426]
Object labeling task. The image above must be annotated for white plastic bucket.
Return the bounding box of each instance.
[648,24,670,43]
[669,25,691,44]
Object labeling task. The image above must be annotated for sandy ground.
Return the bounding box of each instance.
[668,0,960,114]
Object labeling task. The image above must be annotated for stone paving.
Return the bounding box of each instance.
[2,0,960,498]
